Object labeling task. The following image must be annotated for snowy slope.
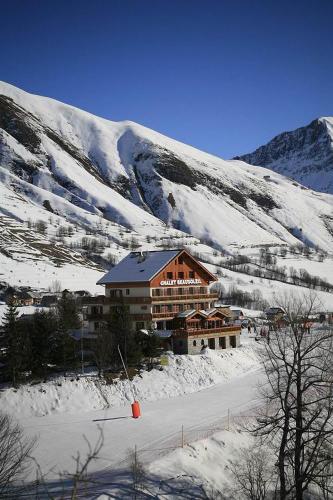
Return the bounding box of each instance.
[235,117,333,194]
[0,344,260,418]
[1,81,333,303]
[3,338,262,483]
[1,81,333,256]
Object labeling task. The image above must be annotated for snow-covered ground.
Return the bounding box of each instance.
[147,428,254,498]
[1,81,333,259]
[1,335,262,485]
[1,339,260,418]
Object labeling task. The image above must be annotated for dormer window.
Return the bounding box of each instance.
[167,272,173,279]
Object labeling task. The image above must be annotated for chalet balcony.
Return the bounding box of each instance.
[152,312,175,319]
[83,293,219,305]
[172,325,241,337]
[151,292,219,302]
[83,296,152,305]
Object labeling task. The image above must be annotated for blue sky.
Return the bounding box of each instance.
[1,0,332,158]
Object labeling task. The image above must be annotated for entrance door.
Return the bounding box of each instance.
[219,337,226,349]
[230,335,236,348]
[208,338,215,349]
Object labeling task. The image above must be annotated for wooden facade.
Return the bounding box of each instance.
[84,249,241,354]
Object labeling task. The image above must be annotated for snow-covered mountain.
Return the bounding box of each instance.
[234,117,333,194]
[1,81,333,293]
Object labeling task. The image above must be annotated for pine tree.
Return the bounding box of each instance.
[55,292,80,373]
[141,330,162,366]
[28,311,58,379]
[1,302,24,385]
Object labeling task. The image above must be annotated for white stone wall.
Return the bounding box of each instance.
[129,304,153,314]
[185,332,240,355]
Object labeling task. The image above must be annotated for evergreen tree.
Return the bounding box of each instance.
[140,330,162,365]
[55,292,80,373]
[1,302,25,385]
[28,311,58,379]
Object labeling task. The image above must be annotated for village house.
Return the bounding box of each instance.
[83,249,241,354]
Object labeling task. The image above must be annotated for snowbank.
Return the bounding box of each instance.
[0,342,260,418]
[148,428,254,498]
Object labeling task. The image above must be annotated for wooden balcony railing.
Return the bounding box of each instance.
[83,293,218,308]
[152,293,219,302]
[152,312,175,319]
[172,325,241,337]
[83,296,152,305]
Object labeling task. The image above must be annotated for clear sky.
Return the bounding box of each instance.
[1,0,332,158]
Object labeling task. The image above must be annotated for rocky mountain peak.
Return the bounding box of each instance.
[234,117,333,194]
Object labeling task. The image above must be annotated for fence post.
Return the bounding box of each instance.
[181,424,184,448]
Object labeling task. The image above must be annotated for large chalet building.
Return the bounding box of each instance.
[83,249,241,354]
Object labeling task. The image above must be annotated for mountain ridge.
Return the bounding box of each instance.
[1,81,333,295]
[234,116,333,194]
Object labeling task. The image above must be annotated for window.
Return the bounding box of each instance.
[189,271,195,279]
[153,305,161,313]
[178,271,184,279]
[178,287,183,295]
[167,272,173,279]
[166,288,172,296]
[126,289,130,295]
[189,287,194,295]
[201,339,205,345]
[156,321,164,330]
[167,304,172,312]
[136,322,144,331]
[193,340,197,346]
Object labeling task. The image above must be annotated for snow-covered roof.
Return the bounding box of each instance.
[214,302,231,308]
[97,250,180,284]
[177,309,196,318]
[176,307,232,320]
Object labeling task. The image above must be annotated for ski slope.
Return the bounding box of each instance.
[19,365,261,484]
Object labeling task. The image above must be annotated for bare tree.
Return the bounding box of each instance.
[48,280,62,293]
[227,444,274,500]
[33,428,104,499]
[0,412,36,497]
[127,445,147,499]
[90,323,114,377]
[254,292,333,500]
